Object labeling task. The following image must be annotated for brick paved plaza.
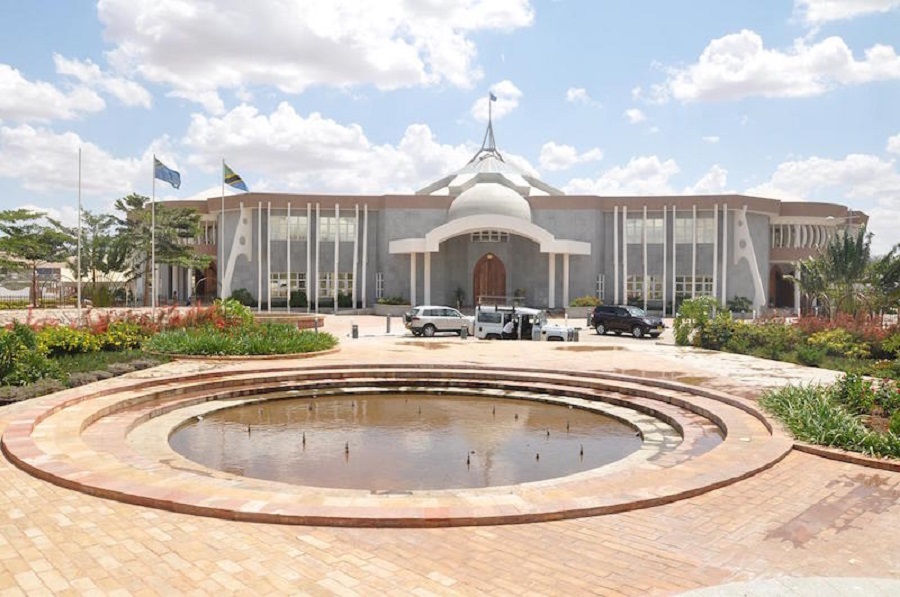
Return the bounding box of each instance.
[1,314,898,595]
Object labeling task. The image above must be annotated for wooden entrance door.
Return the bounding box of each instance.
[473,253,506,304]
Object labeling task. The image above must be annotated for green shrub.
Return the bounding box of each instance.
[696,313,737,351]
[569,296,602,307]
[829,373,875,416]
[0,324,60,386]
[376,296,408,305]
[215,298,254,326]
[881,333,900,358]
[338,292,352,308]
[795,344,827,367]
[38,325,102,356]
[808,328,871,359]
[726,296,753,313]
[290,290,308,308]
[230,288,257,307]
[99,321,146,351]
[145,323,338,356]
[874,380,900,417]
[673,297,721,346]
[751,321,801,360]
[890,411,900,436]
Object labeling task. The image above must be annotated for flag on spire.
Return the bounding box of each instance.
[489,91,497,102]
[223,163,248,191]
[153,157,181,189]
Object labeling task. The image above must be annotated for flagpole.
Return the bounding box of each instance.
[77,147,82,322]
[151,155,156,316]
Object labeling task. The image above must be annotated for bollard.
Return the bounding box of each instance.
[314,318,319,334]
[386,315,391,334]
[460,325,468,340]
[351,324,358,339]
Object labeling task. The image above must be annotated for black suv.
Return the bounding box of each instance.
[589,305,665,338]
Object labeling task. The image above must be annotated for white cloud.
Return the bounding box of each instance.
[659,30,900,102]
[0,64,105,122]
[99,0,534,111]
[744,152,900,256]
[624,108,646,124]
[702,136,720,144]
[795,0,900,25]
[182,102,540,194]
[53,54,152,108]
[538,142,603,171]
[566,87,599,106]
[564,156,680,195]
[746,154,900,201]
[684,165,730,194]
[888,133,900,154]
[0,124,146,195]
[470,80,522,122]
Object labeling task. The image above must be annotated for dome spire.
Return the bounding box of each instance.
[469,91,504,164]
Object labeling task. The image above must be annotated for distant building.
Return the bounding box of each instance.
[157,122,866,315]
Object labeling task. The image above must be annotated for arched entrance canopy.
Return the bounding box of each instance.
[388,214,590,255]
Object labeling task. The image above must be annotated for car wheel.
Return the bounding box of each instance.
[595,323,607,335]
[650,333,661,338]
[631,325,644,339]
[422,324,436,338]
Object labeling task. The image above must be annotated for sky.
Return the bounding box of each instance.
[1,0,898,253]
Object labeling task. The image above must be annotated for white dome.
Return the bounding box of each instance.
[447,183,532,222]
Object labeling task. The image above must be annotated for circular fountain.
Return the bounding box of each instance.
[0,363,791,527]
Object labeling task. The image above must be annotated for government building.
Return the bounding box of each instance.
[158,123,865,316]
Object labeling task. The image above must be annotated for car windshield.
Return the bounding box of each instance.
[626,307,646,317]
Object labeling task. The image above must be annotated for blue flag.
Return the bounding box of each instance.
[489,92,497,102]
[223,163,248,192]
[154,157,181,189]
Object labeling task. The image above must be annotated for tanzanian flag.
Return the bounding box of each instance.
[224,163,248,191]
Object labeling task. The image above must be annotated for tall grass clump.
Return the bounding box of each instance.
[145,323,337,356]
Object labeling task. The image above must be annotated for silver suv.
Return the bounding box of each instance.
[404,305,474,337]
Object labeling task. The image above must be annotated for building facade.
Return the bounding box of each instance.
[157,128,865,315]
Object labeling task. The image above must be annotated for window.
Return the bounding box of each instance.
[375,272,384,300]
[675,216,715,243]
[271,215,308,241]
[625,219,642,244]
[270,272,306,299]
[471,230,509,242]
[646,276,663,300]
[626,275,643,300]
[645,218,664,244]
[596,274,605,300]
[675,275,714,297]
[319,272,354,295]
[319,216,356,241]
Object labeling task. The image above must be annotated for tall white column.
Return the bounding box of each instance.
[662,205,668,317]
[410,253,417,307]
[286,203,291,313]
[691,204,697,299]
[352,204,359,311]
[424,252,432,305]
[713,203,719,303]
[314,203,320,313]
[642,205,648,311]
[362,204,368,309]
[306,203,312,313]
[672,204,677,310]
[548,252,556,308]
[257,201,262,312]
[794,264,801,317]
[333,204,340,311]
[266,202,271,312]
[563,253,570,308]
[622,206,628,304]
[613,206,619,305]
[722,203,728,303]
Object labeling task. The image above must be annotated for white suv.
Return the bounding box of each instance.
[404,306,474,337]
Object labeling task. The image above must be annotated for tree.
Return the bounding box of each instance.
[790,226,874,317]
[869,244,900,316]
[112,194,212,304]
[0,209,73,307]
[55,209,128,306]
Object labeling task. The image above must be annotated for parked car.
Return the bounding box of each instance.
[404,305,474,337]
[474,305,577,341]
[589,305,665,338]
